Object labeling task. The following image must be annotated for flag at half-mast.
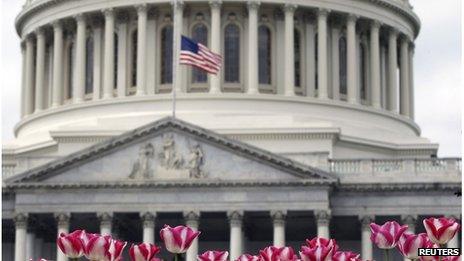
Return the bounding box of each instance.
[179,35,222,74]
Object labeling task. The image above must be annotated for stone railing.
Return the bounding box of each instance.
[329,158,462,176]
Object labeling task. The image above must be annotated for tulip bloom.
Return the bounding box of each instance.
[370,221,408,249]
[397,233,431,260]
[423,217,461,245]
[130,243,161,261]
[236,254,262,261]
[300,245,335,261]
[197,250,229,261]
[85,234,111,261]
[305,238,339,254]
[443,257,461,261]
[160,225,201,254]
[106,238,127,261]
[332,251,361,261]
[260,246,297,261]
[57,230,86,258]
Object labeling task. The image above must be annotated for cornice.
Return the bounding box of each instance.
[335,182,461,193]
[15,0,420,37]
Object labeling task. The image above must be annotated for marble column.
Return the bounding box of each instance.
[136,4,148,96]
[34,28,46,112]
[172,0,184,93]
[34,237,43,260]
[315,210,330,238]
[370,21,381,108]
[399,36,410,117]
[271,210,286,247]
[98,212,113,235]
[14,213,28,261]
[209,0,221,93]
[52,21,64,107]
[92,19,103,100]
[74,14,87,103]
[387,29,398,113]
[103,8,115,99]
[20,42,27,117]
[408,44,415,119]
[26,217,35,260]
[346,14,358,104]
[25,36,35,115]
[185,211,200,261]
[117,16,128,97]
[55,213,70,261]
[360,215,374,260]
[304,14,316,97]
[229,211,243,260]
[141,212,155,244]
[283,4,296,96]
[247,1,260,94]
[331,23,340,101]
[317,9,329,99]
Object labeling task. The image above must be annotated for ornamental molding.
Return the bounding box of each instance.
[335,182,461,193]
[227,132,338,141]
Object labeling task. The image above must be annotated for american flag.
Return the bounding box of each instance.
[179,35,222,74]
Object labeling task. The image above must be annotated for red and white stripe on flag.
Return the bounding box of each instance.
[180,43,222,74]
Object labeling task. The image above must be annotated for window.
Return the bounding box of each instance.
[114,32,118,89]
[315,33,318,90]
[224,23,240,83]
[191,23,208,83]
[68,42,74,99]
[131,30,137,87]
[85,35,94,94]
[258,25,271,84]
[161,25,173,84]
[339,36,347,95]
[360,43,367,100]
[294,29,301,87]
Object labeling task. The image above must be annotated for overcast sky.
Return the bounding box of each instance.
[1,0,462,157]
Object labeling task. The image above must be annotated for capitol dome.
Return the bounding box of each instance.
[2,1,461,261]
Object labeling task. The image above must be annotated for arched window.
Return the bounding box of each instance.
[161,25,173,84]
[258,25,271,85]
[360,43,367,100]
[191,23,208,83]
[68,42,74,99]
[294,29,301,87]
[131,30,137,87]
[114,32,118,89]
[85,35,94,94]
[224,23,240,83]
[339,36,347,95]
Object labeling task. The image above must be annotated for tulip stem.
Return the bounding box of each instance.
[384,249,391,261]
[174,253,183,261]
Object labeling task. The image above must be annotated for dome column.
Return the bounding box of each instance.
[387,29,399,113]
[346,14,358,104]
[34,28,46,112]
[24,36,35,115]
[400,36,410,117]
[136,4,148,96]
[247,1,260,94]
[209,0,222,94]
[52,21,64,107]
[172,0,184,94]
[330,19,341,101]
[20,42,26,117]
[116,15,129,97]
[408,44,415,119]
[284,4,297,96]
[74,14,87,103]
[103,8,115,99]
[91,19,103,100]
[317,9,329,99]
[370,21,382,108]
[304,14,316,97]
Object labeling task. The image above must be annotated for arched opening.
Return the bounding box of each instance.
[224,23,240,83]
[191,23,208,83]
[67,41,74,99]
[294,29,301,87]
[85,35,94,94]
[114,32,118,89]
[161,25,173,84]
[258,25,271,85]
[131,30,137,87]
[339,36,347,95]
[360,42,367,100]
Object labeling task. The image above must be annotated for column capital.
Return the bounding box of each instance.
[98,212,113,225]
[52,20,63,29]
[389,28,399,37]
[271,210,287,225]
[247,1,260,11]
[102,8,115,18]
[315,210,331,225]
[34,27,45,36]
[184,211,201,222]
[400,34,412,43]
[171,0,185,10]
[136,3,148,14]
[371,20,382,30]
[74,13,87,23]
[14,213,28,229]
[359,215,375,229]
[346,14,358,23]
[54,213,71,227]
[140,212,156,228]
[228,211,243,226]
[317,8,330,17]
[209,0,222,9]
[283,4,297,13]
[401,215,417,223]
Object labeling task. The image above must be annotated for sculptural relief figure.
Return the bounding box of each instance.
[129,143,155,179]
[159,134,183,169]
[188,144,205,178]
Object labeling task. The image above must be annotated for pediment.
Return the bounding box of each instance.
[5,118,336,186]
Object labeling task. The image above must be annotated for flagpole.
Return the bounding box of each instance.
[171,0,179,119]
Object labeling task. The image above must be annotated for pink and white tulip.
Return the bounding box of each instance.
[443,256,461,261]
[197,250,229,261]
[332,251,361,261]
[397,233,431,260]
[105,238,127,261]
[423,217,461,245]
[299,245,335,261]
[84,234,111,261]
[129,243,161,261]
[236,254,262,261]
[160,225,201,254]
[57,230,86,258]
[260,246,297,261]
[370,221,408,249]
[305,238,339,254]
